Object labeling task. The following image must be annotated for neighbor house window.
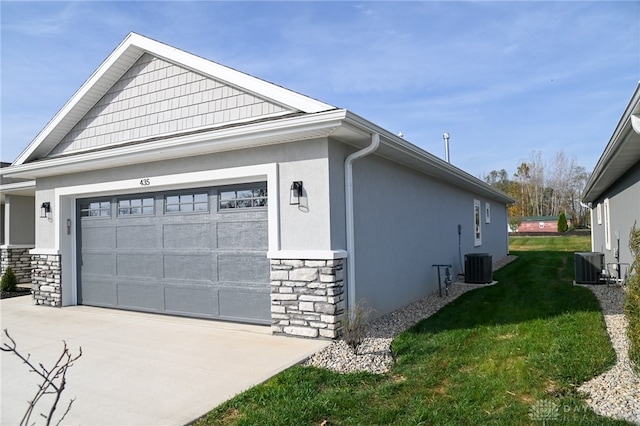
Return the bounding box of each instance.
[219,185,267,210]
[597,203,602,225]
[165,192,208,213]
[80,201,111,217]
[485,203,491,224]
[474,199,482,246]
[118,197,154,216]
[604,198,611,250]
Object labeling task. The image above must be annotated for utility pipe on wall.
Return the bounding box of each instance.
[344,132,380,317]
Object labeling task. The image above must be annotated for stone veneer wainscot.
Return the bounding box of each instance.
[270,258,345,339]
[31,254,62,306]
[1,247,33,284]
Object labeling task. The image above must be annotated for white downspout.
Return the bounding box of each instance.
[344,132,380,316]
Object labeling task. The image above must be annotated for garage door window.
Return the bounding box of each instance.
[80,201,111,217]
[219,186,267,210]
[118,197,154,216]
[165,192,208,213]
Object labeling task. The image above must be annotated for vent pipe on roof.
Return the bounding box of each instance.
[443,132,450,163]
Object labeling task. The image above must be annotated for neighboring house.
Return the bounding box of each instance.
[0,33,514,339]
[582,83,640,276]
[0,162,35,284]
[515,215,572,233]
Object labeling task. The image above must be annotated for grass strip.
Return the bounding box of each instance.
[194,236,632,425]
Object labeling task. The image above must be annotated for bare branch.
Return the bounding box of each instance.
[1,329,82,426]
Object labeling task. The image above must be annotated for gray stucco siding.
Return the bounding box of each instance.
[33,139,335,253]
[590,159,640,268]
[3,195,35,245]
[351,154,509,319]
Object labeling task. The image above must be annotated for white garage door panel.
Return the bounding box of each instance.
[78,184,270,324]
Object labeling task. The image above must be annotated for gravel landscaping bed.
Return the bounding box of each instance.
[577,283,640,425]
[303,255,517,374]
[0,287,31,299]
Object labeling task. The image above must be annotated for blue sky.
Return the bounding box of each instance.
[1,1,639,179]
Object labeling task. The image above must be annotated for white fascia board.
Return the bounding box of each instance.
[130,34,335,114]
[13,33,335,166]
[14,34,144,166]
[4,109,349,180]
[582,83,640,202]
[0,180,36,194]
[267,250,348,260]
[343,112,516,205]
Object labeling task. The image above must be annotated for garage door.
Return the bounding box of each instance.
[77,183,270,324]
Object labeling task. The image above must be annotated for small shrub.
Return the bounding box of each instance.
[557,212,568,233]
[626,223,640,375]
[1,267,18,292]
[341,300,373,354]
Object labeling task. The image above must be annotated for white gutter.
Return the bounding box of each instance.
[344,132,380,316]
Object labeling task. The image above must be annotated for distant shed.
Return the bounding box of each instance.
[516,215,572,233]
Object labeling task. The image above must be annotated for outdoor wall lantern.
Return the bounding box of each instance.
[289,181,303,205]
[40,202,51,219]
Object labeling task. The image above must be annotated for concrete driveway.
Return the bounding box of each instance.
[1,296,329,425]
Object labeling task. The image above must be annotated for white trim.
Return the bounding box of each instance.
[5,109,346,179]
[0,180,36,193]
[54,163,279,252]
[267,250,347,260]
[13,32,335,166]
[128,34,335,113]
[485,202,491,224]
[474,199,482,247]
[604,198,611,250]
[51,163,280,306]
[29,248,61,255]
[0,244,35,249]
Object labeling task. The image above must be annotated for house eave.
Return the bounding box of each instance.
[12,32,335,167]
[2,110,349,180]
[582,83,640,203]
[4,105,515,205]
[342,112,516,205]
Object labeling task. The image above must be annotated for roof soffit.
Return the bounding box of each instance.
[582,84,640,203]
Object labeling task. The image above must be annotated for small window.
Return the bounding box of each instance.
[80,201,111,217]
[474,199,482,246]
[219,186,267,210]
[165,192,208,213]
[118,197,154,216]
[604,198,611,250]
[597,203,602,225]
[485,203,491,224]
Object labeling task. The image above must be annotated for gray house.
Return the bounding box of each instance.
[582,84,640,278]
[0,33,513,339]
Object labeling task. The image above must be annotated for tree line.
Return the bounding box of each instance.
[483,150,590,230]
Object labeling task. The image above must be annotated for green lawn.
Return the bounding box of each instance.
[194,235,632,425]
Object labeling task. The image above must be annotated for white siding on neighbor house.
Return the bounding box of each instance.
[49,53,292,157]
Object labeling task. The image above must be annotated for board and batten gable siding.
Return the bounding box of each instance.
[48,53,292,157]
[351,154,509,319]
[591,159,640,267]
